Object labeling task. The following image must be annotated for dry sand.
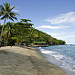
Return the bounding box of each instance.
[0,46,66,75]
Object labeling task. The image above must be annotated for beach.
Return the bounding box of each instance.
[0,46,66,75]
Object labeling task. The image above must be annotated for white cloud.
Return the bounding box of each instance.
[46,32,63,39]
[12,9,20,12]
[46,32,59,37]
[46,32,75,44]
[36,25,68,29]
[46,12,75,24]
[63,35,75,39]
[47,32,75,39]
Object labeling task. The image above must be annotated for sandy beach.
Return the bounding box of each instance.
[0,46,66,75]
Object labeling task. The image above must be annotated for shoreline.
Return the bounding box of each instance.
[0,46,66,75]
[36,46,75,75]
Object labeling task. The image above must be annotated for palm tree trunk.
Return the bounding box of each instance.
[0,18,6,46]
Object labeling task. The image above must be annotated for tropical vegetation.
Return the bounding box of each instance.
[0,3,66,46]
[0,3,18,44]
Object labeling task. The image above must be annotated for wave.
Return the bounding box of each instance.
[39,47,75,72]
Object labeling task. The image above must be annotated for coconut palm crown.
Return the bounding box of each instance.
[0,3,17,21]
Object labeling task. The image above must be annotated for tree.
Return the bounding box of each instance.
[20,19,31,23]
[0,3,18,45]
[3,22,15,45]
[14,19,33,45]
[20,19,33,28]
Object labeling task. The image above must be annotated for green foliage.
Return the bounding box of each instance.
[0,3,18,45]
[0,3,18,21]
[30,28,66,45]
[0,3,66,46]
[0,19,66,46]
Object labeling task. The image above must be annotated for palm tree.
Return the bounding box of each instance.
[3,22,14,39]
[0,3,18,45]
[3,22,15,45]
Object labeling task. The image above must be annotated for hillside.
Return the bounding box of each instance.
[0,19,66,46]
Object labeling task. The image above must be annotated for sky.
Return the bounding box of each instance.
[0,0,75,44]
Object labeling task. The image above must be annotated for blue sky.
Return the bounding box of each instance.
[0,0,75,44]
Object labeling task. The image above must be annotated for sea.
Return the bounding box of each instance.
[36,44,75,75]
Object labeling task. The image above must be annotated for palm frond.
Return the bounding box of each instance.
[21,19,31,22]
[1,15,6,20]
[11,16,17,20]
[0,5,4,11]
[0,11,4,16]
[4,3,10,11]
[10,12,18,16]
[8,16,14,21]
[9,6,15,12]
[0,3,18,21]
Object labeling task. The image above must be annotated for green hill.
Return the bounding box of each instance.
[0,19,66,46]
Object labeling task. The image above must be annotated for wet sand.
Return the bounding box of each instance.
[0,46,66,75]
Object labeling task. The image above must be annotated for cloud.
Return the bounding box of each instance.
[12,9,20,12]
[46,32,63,39]
[46,32,59,37]
[46,12,75,24]
[46,32,75,44]
[47,32,75,39]
[36,25,68,29]
[62,35,75,39]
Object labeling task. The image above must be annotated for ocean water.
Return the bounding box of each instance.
[37,44,75,74]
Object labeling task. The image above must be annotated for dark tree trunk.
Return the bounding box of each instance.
[0,18,6,46]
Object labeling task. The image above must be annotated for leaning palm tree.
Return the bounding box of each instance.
[3,22,15,45]
[3,22,15,40]
[0,3,18,45]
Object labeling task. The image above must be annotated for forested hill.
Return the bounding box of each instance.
[0,19,66,46]
[29,28,66,45]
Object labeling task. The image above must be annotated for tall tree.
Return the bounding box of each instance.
[3,22,15,41]
[0,3,18,44]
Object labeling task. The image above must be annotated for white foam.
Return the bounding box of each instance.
[41,50,52,54]
[52,54,65,60]
[40,49,57,54]
[39,48,75,72]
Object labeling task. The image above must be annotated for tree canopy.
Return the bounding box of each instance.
[0,3,66,46]
[0,19,66,46]
[0,3,18,45]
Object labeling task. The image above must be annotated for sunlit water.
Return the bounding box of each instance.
[37,44,75,73]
